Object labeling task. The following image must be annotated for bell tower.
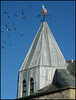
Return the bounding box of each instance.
[17,5,67,98]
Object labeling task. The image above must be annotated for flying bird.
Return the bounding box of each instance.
[24,15,27,18]
[12,23,15,25]
[9,44,12,45]
[19,31,23,36]
[1,45,5,49]
[4,23,12,31]
[3,12,7,14]
[6,27,11,31]
[29,5,32,8]
[8,28,12,31]
[20,33,23,36]
[5,23,7,27]
[9,43,13,46]
[5,23,9,31]
[37,14,41,17]
[3,41,7,44]
[21,9,27,20]
[6,27,9,31]
[21,9,24,15]
[7,15,10,18]
[21,9,23,12]
[15,14,18,17]
[22,17,26,20]
[7,34,10,37]
[14,27,16,30]
[22,15,27,20]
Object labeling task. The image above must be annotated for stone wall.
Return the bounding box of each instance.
[69,89,75,99]
[28,89,75,99]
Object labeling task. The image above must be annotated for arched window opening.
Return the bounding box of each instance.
[23,80,26,97]
[30,78,34,95]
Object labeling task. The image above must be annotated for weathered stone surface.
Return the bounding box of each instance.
[27,89,75,99]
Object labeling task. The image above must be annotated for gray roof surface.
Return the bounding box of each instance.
[56,69,75,87]
[20,22,66,71]
[66,60,75,76]
[31,61,75,97]
[37,60,75,92]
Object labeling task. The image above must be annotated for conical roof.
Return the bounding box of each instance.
[20,22,66,71]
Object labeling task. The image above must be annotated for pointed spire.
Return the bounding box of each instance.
[19,22,67,71]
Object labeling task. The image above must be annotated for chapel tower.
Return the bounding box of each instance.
[17,21,67,98]
[17,5,67,98]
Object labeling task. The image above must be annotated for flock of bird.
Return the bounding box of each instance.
[1,4,51,49]
[1,4,33,49]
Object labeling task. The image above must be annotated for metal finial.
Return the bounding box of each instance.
[42,4,47,21]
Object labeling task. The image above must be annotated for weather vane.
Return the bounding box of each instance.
[42,4,47,21]
[37,4,51,22]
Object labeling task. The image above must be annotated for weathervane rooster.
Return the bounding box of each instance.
[42,4,47,15]
[37,4,51,22]
[42,4,47,21]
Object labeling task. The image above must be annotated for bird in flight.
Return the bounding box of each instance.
[22,17,26,20]
[7,15,10,18]
[9,43,13,46]
[14,27,16,30]
[4,23,12,31]
[5,23,9,31]
[3,12,7,14]
[21,9,27,20]
[19,31,23,36]
[7,34,10,37]
[21,9,24,15]
[22,15,27,20]
[6,27,10,31]
[3,41,7,45]
[12,23,15,25]
[6,27,9,31]
[5,22,7,27]
[8,27,12,31]
[15,14,18,17]
[1,45,5,49]
[29,5,32,8]
[37,14,41,17]
[9,29,12,31]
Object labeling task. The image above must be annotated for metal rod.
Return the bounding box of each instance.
[43,15,45,21]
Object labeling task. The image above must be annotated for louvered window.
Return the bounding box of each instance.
[30,78,34,95]
[23,80,26,97]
